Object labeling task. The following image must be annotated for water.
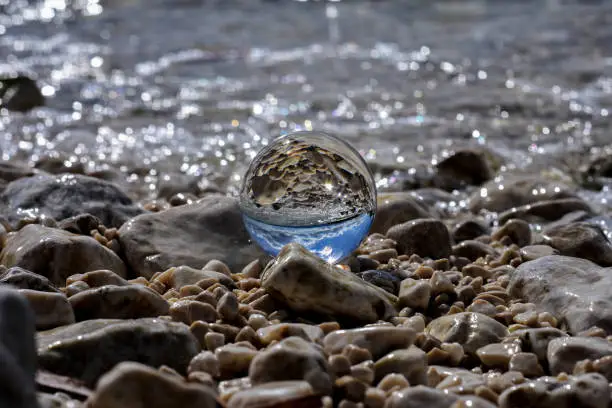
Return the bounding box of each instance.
[239,131,376,262]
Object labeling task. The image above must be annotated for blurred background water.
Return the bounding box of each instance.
[1,0,611,210]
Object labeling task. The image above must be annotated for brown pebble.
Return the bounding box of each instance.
[196,278,217,290]
[343,345,373,365]
[204,331,225,352]
[377,373,409,394]
[235,326,258,346]
[368,248,398,263]
[237,278,260,292]
[64,281,90,297]
[240,259,263,279]
[462,264,492,280]
[189,321,209,349]
[170,300,218,325]
[398,279,431,310]
[249,294,277,315]
[351,361,375,385]
[149,280,166,295]
[474,385,498,404]
[187,371,216,388]
[247,313,268,331]
[180,285,203,297]
[330,355,352,378]
[209,323,240,343]
[364,387,386,408]
[217,292,240,322]
[335,376,367,402]
[163,289,180,300]
[194,290,218,307]
[203,260,232,276]
[319,321,341,335]
[128,277,149,286]
[508,352,544,377]
[414,265,434,279]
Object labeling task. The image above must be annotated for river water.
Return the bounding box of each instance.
[1,0,611,210]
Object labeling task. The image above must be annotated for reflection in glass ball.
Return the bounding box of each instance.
[239,131,376,263]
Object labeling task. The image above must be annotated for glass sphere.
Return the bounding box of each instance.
[239,130,376,263]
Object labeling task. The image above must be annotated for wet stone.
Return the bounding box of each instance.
[86,361,218,408]
[323,326,416,360]
[0,224,126,287]
[155,265,235,291]
[119,196,268,279]
[519,245,559,261]
[257,323,324,345]
[508,255,612,334]
[227,381,318,408]
[0,75,45,112]
[426,312,509,355]
[508,352,544,377]
[476,342,521,368]
[215,344,258,379]
[356,270,401,295]
[374,345,428,385]
[188,351,220,377]
[492,219,532,247]
[370,193,436,234]
[385,385,497,408]
[434,149,494,190]
[386,218,452,259]
[69,285,169,321]
[539,222,612,266]
[398,279,432,310]
[19,289,75,330]
[170,300,218,325]
[57,213,102,235]
[261,243,397,324]
[67,269,128,288]
[452,218,490,243]
[37,318,201,387]
[0,266,60,292]
[452,240,498,261]
[547,336,612,376]
[498,197,594,224]
[249,336,332,395]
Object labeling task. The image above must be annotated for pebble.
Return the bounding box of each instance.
[356,270,401,295]
[249,336,332,395]
[66,269,128,288]
[351,361,375,385]
[205,332,225,352]
[0,174,143,228]
[217,292,240,322]
[19,289,75,330]
[37,318,200,387]
[69,285,169,321]
[257,323,324,345]
[398,279,431,309]
[329,354,352,377]
[155,265,235,290]
[0,224,127,286]
[426,312,509,355]
[452,218,490,243]
[508,255,612,334]
[435,149,494,189]
[476,342,521,368]
[188,351,220,377]
[540,222,612,266]
[508,352,544,377]
[58,213,102,235]
[227,381,319,408]
[261,243,397,324]
[215,344,258,379]
[376,373,409,393]
[323,326,416,360]
[0,287,39,408]
[452,240,498,261]
[86,361,218,408]
[118,196,268,279]
[374,345,427,385]
[335,375,368,402]
[342,344,373,365]
[386,219,452,259]
[170,300,218,325]
[519,245,559,261]
[547,336,612,376]
[511,327,568,362]
[385,385,497,408]
[0,266,60,292]
[369,193,435,234]
[498,197,593,224]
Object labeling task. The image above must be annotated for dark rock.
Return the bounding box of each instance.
[386,385,496,408]
[69,285,169,321]
[539,222,612,266]
[356,270,401,295]
[0,174,143,228]
[119,196,267,279]
[492,219,532,247]
[0,286,38,408]
[370,193,435,234]
[37,318,200,387]
[35,154,86,175]
[58,214,102,235]
[19,289,75,330]
[0,75,45,112]
[508,255,612,334]
[434,149,494,190]
[452,218,490,243]
[512,327,569,362]
[0,266,60,292]
[227,381,318,408]
[0,224,127,286]
[452,240,498,260]
[498,198,594,224]
[386,218,452,259]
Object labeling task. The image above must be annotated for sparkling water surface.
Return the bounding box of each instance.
[239,131,376,262]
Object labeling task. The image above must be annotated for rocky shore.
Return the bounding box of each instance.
[0,153,611,408]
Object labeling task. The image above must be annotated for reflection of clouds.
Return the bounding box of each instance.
[243,212,373,263]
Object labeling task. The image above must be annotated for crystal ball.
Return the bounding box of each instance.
[239,131,377,263]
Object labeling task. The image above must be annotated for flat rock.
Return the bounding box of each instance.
[539,222,612,266]
[386,385,496,408]
[508,255,612,334]
[498,198,594,224]
[370,193,435,234]
[386,218,452,259]
[19,289,75,330]
[86,361,219,408]
[0,174,143,228]
[69,285,169,321]
[0,287,38,408]
[0,266,60,292]
[426,312,508,355]
[261,243,397,324]
[0,224,127,286]
[227,381,318,408]
[323,326,415,359]
[547,336,612,376]
[119,196,267,279]
[249,336,332,395]
[37,318,200,387]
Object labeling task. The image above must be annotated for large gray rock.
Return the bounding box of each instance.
[0,174,143,228]
[119,196,267,279]
[0,224,127,286]
[37,318,200,387]
[508,255,612,334]
[0,287,38,408]
[261,243,397,324]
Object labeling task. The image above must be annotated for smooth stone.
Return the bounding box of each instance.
[37,318,200,387]
[0,266,60,292]
[356,270,401,295]
[69,285,169,321]
[374,345,427,385]
[508,352,544,377]
[547,336,612,376]
[398,279,431,310]
[215,344,258,379]
[0,75,44,112]
[66,269,128,288]
[0,174,143,228]
[0,224,126,286]
[0,287,38,408]
[476,342,521,368]
[385,385,496,408]
[0,160,36,185]
[119,196,267,279]
[58,213,102,235]
[498,373,610,408]
[539,222,612,266]
[511,327,569,362]
[492,219,532,247]
[19,289,75,330]
[154,265,235,290]
[227,381,317,408]
[386,218,452,259]
[508,255,612,334]
[498,198,594,224]
[249,336,332,395]
[323,326,415,360]
[519,245,559,261]
[435,149,494,189]
[257,323,324,345]
[261,243,397,324]
[452,240,498,260]
[452,218,490,243]
[426,312,509,355]
[370,193,435,235]
[469,175,577,213]
[86,361,218,408]
[170,300,218,325]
